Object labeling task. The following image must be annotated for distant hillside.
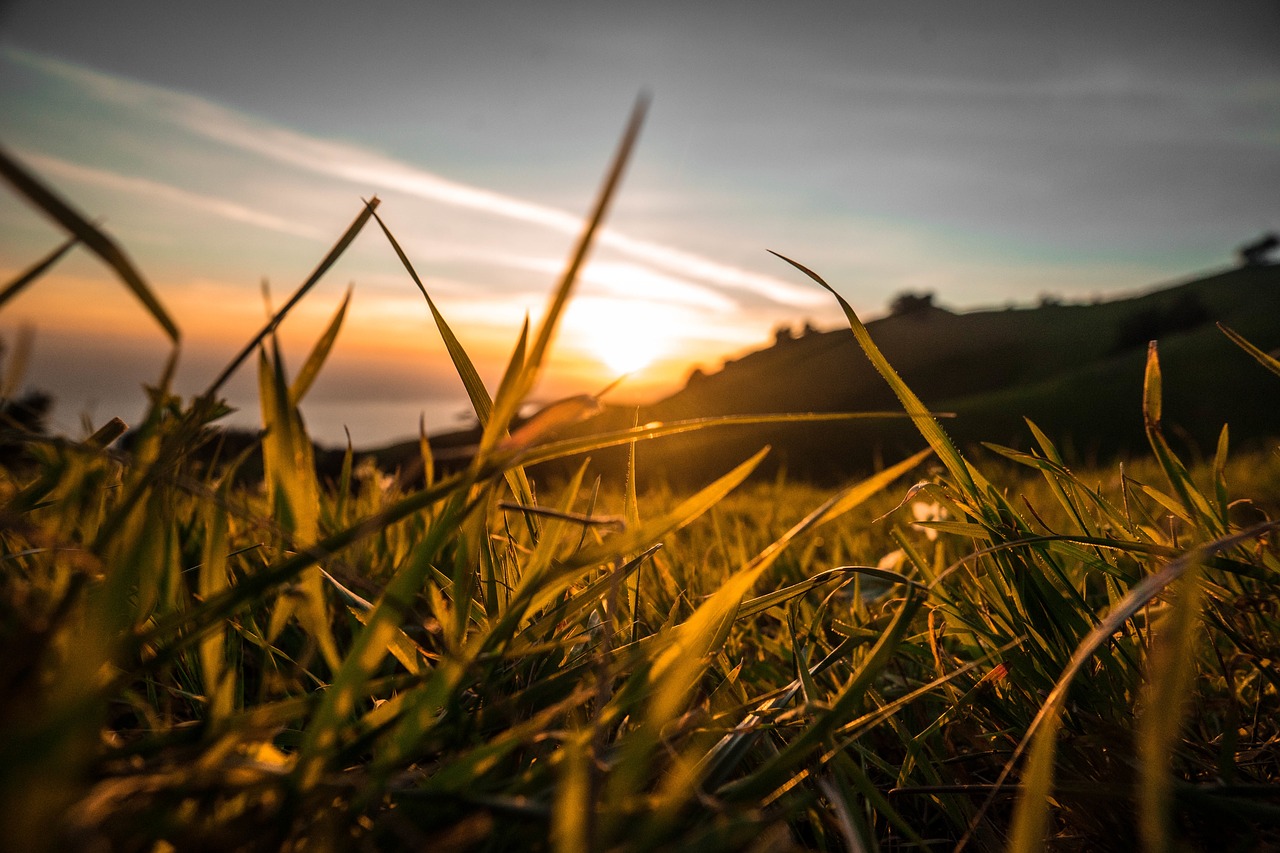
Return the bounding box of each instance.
[374,262,1280,485]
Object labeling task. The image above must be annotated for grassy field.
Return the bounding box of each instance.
[2,115,1280,852]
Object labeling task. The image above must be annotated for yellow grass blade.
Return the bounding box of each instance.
[257,342,341,672]
[553,732,594,853]
[290,286,351,404]
[198,479,237,729]
[294,497,469,790]
[1137,563,1205,853]
[204,197,379,396]
[480,95,648,457]
[1219,322,1280,379]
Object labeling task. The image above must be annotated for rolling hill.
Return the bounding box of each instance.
[375,261,1280,485]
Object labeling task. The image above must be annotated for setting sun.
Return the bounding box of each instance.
[586,320,664,375]
[565,296,679,379]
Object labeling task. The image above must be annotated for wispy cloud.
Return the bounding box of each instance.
[502,256,739,312]
[5,47,828,308]
[180,102,829,307]
[10,149,329,240]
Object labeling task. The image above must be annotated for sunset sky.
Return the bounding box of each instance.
[1,2,1276,446]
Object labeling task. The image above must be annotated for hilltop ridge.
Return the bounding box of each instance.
[374,262,1280,484]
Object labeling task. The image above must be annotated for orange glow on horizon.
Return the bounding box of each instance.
[0,267,754,421]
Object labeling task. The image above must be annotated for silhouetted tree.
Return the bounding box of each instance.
[888,291,935,317]
[1237,232,1279,266]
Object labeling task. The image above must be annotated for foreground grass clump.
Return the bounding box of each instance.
[3,113,1280,851]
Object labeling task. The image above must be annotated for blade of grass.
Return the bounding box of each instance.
[203,198,379,397]
[483,448,770,656]
[370,206,493,425]
[368,203,542,525]
[737,565,922,622]
[987,522,1278,853]
[0,146,179,342]
[719,585,922,802]
[512,410,927,468]
[294,495,470,790]
[137,466,476,659]
[198,475,237,730]
[552,732,593,853]
[1142,343,1220,532]
[0,235,78,310]
[289,285,351,404]
[771,250,980,501]
[1137,562,1206,853]
[257,340,341,672]
[479,94,648,459]
[1219,322,1280,379]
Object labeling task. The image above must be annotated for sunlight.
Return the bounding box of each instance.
[565,296,679,379]
[589,322,664,376]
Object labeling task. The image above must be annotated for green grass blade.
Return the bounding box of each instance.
[720,586,922,801]
[482,448,769,654]
[489,317,530,438]
[507,459,592,607]
[1143,341,1163,430]
[1007,706,1065,853]
[257,341,340,671]
[198,477,237,729]
[737,565,921,621]
[556,447,768,574]
[770,250,979,500]
[993,522,1277,851]
[369,205,542,523]
[1212,425,1230,521]
[520,545,660,642]
[330,431,355,526]
[553,732,594,853]
[1142,343,1220,531]
[419,415,435,489]
[137,468,474,657]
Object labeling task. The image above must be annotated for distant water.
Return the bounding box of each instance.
[42,392,478,450]
[296,397,479,448]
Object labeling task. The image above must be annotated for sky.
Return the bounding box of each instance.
[0,1,1276,446]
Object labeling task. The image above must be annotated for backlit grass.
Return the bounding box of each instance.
[1,110,1278,852]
